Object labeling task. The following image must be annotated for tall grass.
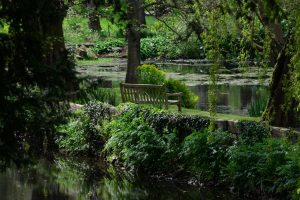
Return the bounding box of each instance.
[248,96,268,117]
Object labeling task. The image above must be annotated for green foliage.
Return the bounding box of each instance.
[137,64,166,84]
[57,102,113,156]
[63,6,124,43]
[0,0,78,167]
[248,96,268,117]
[165,79,198,108]
[181,129,235,181]
[237,121,270,145]
[140,37,175,59]
[276,146,300,199]
[136,64,198,108]
[140,36,204,60]
[101,103,300,197]
[92,38,125,54]
[104,116,180,171]
[225,138,294,195]
[74,79,117,105]
[104,103,210,170]
[117,103,209,139]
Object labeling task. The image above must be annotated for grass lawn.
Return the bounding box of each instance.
[113,87,259,121]
[77,58,114,65]
[168,105,259,121]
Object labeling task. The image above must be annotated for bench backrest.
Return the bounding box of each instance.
[120,83,167,105]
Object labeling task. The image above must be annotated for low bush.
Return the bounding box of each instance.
[137,64,166,84]
[117,103,209,139]
[56,102,113,156]
[137,64,198,108]
[73,79,117,105]
[237,121,270,145]
[275,147,300,199]
[104,116,180,171]
[165,79,199,108]
[92,38,125,54]
[224,138,293,195]
[140,37,174,59]
[181,129,235,181]
[140,36,204,60]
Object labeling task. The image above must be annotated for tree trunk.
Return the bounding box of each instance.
[86,0,101,31]
[125,0,142,83]
[254,0,300,127]
[262,49,299,127]
[139,3,146,26]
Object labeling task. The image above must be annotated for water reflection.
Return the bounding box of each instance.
[0,158,238,200]
[192,85,269,115]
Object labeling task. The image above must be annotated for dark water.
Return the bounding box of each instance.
[0,158,238,200]
[192,85,269,115]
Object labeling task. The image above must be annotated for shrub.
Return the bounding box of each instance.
[181,129,235,181]
[276,147,300,199]
[140,36,204,60]
[92,39,125,54]
[136,65,198,108]
[137,64,166,84]
[225,138,291,194]
[140,37,174,59]
[74,79,117,105]
[165,79,198,108]
[237,121,270,145]
[104,116,180,171]
[57,102,113,156]
[117,103,209,139]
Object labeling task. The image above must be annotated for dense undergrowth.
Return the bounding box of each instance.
[57,102,300,199]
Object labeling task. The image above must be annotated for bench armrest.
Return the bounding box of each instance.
[166,92,183,97]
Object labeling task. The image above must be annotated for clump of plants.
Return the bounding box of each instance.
[224,138,295,195]
[56,101,114,156]
[237,121,271,145]
[73,79,117,106]
[92,39,125,54]
[104,103,209,171]
[137,64,198,108]
[180,129,235,182]
[164,78,199,108]
[247,96,268,117]
[137,64,166,84]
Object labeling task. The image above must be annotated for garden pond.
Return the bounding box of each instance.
[0,158,240,200]
[76,59,270,115]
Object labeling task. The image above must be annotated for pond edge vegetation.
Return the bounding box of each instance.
[57,101,300,199]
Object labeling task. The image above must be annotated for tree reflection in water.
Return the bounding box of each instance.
[0,157,236,200]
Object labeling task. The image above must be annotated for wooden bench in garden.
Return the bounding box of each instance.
[120,83,183,112]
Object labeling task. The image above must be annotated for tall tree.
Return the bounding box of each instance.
[0,0,77,165]
[192,0,300,127]
[125,0,143,83]
[86,0,102,31]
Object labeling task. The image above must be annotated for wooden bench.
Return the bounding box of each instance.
[120,83,183,112]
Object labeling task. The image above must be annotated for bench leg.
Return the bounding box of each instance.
[178,103,182,112]
[165,103,168,110]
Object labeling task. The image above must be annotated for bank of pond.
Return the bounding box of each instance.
[1,102,299,199]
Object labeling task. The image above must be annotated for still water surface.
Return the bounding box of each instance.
[192,85,268,115]
[0,158,239,200]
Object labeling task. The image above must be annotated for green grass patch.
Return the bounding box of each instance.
[168,106,259,121]
[77,58,113,65]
